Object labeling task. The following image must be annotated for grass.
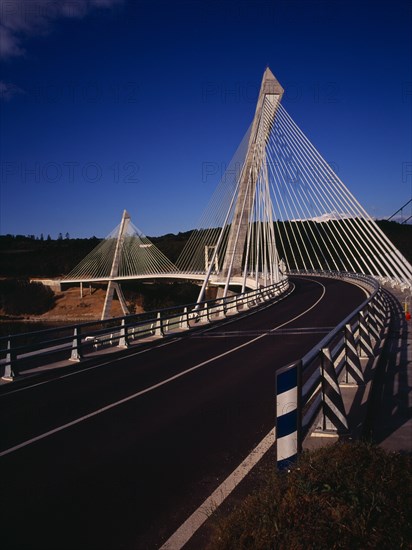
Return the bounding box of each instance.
[207,442,411,549]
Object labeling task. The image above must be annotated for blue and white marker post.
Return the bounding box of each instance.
[275,360,302,469]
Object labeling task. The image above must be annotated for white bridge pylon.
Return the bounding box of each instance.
[179,68,287,303]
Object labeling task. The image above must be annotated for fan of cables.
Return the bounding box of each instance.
[176,96,412,289]
[64,217,178,281]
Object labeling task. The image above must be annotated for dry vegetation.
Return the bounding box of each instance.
[207,442,411,550]
[36,286,139,321]
[0,280,137,321]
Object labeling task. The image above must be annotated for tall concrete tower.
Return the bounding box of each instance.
[221,68,284,279]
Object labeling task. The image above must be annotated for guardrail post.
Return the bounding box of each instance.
[222,298,228,318]
[317,348,348,433]
[69,326,82,362]
[204,302,212,322]
[246,293,254,309]
[367,305,380,344]
[216,299,224,318]
[2,338,17,381]
[228,297,236,315]
[343,323,364,384]
[197,303,207,323]
[180,307,190,329]
[154,312,164,337]
[275,361,302,470]
[372,292,386,331]
[358,310,373,358]
[118,319,129,349]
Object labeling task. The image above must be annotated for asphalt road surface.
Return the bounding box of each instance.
[0,276,366,549]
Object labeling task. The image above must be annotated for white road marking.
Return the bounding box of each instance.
[159,428,275,550]
[0,280,325,457]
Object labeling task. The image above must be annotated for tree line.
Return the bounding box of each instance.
[0,222,410,279]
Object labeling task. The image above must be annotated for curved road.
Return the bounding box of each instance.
[0,276,367,549]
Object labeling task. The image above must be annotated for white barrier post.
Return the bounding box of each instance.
[275,361,302,469]
[154,312,164,337]
[2,338,15,381]
[180,307,190,329]
[118,319,130,348]
[69,327,82,362]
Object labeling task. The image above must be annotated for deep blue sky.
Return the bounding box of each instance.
[1,0,411,238]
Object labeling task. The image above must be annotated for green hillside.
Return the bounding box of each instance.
[0,221,410,278]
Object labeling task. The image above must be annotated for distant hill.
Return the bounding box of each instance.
[0,221,410,278]
[0,235,102,278]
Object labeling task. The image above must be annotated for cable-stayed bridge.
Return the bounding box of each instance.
[2,68,411,550]
[62,68,412,319]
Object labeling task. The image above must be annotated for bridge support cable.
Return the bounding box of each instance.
[387,198,412,223]
[265,138,320,271]
[175,123,253,280]
[284,114,394,273]
[273,104,412,284]
[266,116,353,273]
[193,166,245,305]
[271,106,387,277]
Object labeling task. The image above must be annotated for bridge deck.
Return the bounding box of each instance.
[61,273,266,288]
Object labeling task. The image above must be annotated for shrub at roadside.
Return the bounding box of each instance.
[208,442,411,550]
[0,279,55,315]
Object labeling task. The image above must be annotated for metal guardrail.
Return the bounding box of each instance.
[1,278,291,381]
[275,271,389,468]
[289,268,412,292]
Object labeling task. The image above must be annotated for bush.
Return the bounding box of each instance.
[143,283,199,311]
[0,279,55,315]
[208,442,411,549]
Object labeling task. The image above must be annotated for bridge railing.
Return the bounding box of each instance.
[288,268,411,292]
[275,271,389,469]
[1,278,291,381]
